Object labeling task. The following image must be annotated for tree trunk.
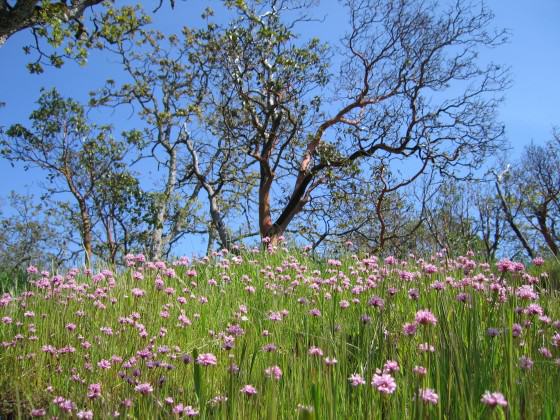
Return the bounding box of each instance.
[106,218,117,265]
[206,225,215,255]
[258,162,275,239]
[79,201,93,267]
[209,195,232,251]
[151,149,176,260]
[64,170,93,266]
[0,0,37,46]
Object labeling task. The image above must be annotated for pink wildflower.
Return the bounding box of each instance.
[349,373,366,387]
[240,384,257,395]
[173,404,199,416]
[76,410,94,419]
[264,365,283,380]
[368,296,385,309]
[519,356,533,370]
[512,323,522,337]
[309,308,321,317]
[308,346,323,357]
[134,383,153,395]
[87,383,101,400]
[516,285,538,300]
[413,366,427,376]
[415,309,437,326]
[408,288,419,300]
[268,311,283,321]
[383,360,399,374]
[262,343,277,352]
[418,343,436,352]
[423,264,438,274]
[324,357,338,366]
[100,326,113,336]
[532,257,545,266]
[348,373,366,387]
[30,408,46,417]
[419,388,439,405]
[384,256,396,265]
[403,322,417,336]
[481,391,507,408]
[525,303,544,316]
[539,347,552,358]
[196,353,217,366]
[552,332,560,347]
[371,372,397,394]
[27,265,39,274]
[97,359,111,369]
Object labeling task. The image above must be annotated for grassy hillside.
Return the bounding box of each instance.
[1,249,559,419]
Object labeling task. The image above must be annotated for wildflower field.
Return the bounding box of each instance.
[1,249,559,419]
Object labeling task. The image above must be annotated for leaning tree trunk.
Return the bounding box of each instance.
[535,207,559,256]
[209,195,232,251]
[495,181,535,259]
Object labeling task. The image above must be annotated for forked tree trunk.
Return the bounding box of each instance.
[186,140,232,251]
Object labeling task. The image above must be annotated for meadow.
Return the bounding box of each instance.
[1,247,559,419]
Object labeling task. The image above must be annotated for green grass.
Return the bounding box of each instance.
[0,268,28,294]
[0,250,559,419]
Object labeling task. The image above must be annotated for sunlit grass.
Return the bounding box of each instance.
[1,249,559,419]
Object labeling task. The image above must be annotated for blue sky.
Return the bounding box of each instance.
[490,1,559,149]
[0,0,559,256]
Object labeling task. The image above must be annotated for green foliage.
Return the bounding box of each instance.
[2,89,148,264]
[3,1,158,73]
[0,192,75,276]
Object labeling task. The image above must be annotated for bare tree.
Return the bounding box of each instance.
[520,137,560,255]
[493,166,536,258]
[203,0,508,245]
[297,162,433,256]
[423,179,480,256]
[473,183,506,260]
[493,136,560,259]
